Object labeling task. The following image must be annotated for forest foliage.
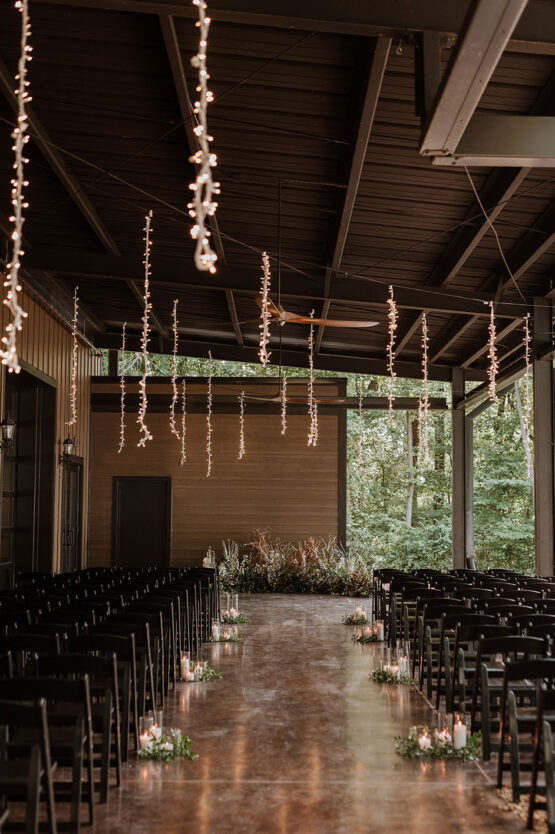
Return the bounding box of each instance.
[114,351,535,574]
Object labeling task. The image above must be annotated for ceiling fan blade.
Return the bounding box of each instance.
[243,394,282,403]
[286,396,348,405]
[280,313,379,328]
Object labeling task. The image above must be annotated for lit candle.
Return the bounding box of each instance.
[180,653,189,678]
[150,724,162,741]
[363,627,371,638]
[453,720,467,750]
[223,630,230,640]
[139,732,152,750]
[194,662,202,681]
[418,730,432,750]
[376,622,384,641]
[212,622,220,640]
[355,606,362,619]
[229,607,237,620]
[437,729,452,746]
[361,610,366,620]
[186,669,195,682]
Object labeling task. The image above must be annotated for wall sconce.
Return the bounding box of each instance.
[0,418,15,453]
[59,435,78,465]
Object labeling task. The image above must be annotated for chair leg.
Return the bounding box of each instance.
[99,697,112,804]
[26,745,41,834]
[481,666,492,762]
[544,722,555,834]
[69,724,84,833]
[508,691,521,802]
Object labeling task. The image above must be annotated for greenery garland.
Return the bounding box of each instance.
[342,613,369,625]
[138,730,198,762]
[222,611,248,624]
[352,631,378,643]
[199,665,223,681]
[370,668,413,685]
[394,730,482,762]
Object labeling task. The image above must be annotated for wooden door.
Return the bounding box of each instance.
[112,477,171,568]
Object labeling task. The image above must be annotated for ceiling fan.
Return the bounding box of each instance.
[255,296,379,329]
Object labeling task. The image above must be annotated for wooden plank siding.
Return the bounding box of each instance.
[0,289,101,572]
[88,380,342,567]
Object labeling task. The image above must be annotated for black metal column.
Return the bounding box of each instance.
[533,298,554,576]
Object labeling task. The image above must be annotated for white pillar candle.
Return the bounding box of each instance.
[139,732,152,750]
[453,720,467,750]
[150,725,162,741]
[212,623,220,640]
[194,663,202,681]
[418,731,432,750]
[377,622,384,641]
[355,606,362,618]
[180,654,189,678]
[185,670,195,682]
[229,607,237,619]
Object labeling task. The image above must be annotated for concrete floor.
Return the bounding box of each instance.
[92,594,525,834]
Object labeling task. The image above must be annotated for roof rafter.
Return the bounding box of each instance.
[315,37,390,353]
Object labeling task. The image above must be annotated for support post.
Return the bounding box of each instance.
[452,368,468,569]
[107,350,118,377]
[533,298,554,576]
[464,415,476,570]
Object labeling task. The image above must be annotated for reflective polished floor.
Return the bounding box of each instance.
[92,594,524,834]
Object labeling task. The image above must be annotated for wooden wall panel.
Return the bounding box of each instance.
[88,382,341,567]
[0,288,101,572]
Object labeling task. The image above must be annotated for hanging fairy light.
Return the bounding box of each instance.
[280,373,287,435]
[188,0,220,273]
[180,376,187,466]
[169,299,180,440]
[417,313,430,466]
[258,252,272,366]
[206,350,213,477]
[386,285,398,421]
[487,301,499,402]
[311,401,319,447]
[1,0,31,374]
[137,211,153,447]
[522,313,533,478]
[307,309,316,446]
[118,322,126,454]
[238,390,246,460]
[357,377,363,465]
[66,286,79,429]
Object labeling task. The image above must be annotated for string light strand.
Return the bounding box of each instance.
[280,373,287,435]
[180,375,187,466]
[487,301,499,402]
[206,350,213,476]
[66,286,79,428]
[238,390,245,459]
[357,377,363,465]
[258,252,272,365]
[386,285,398,421]
[522,313,533,479]
[169,299,180,440]
[118,322,126,453]
[417,313,430,466]
[307,309,316,446]
[188,0,220,273]
[1,0,31,374]
[137,210,153,447]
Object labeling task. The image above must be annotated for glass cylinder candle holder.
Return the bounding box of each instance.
[417,726,432,750]
[211,620,220,641]
[180,652,190,679]
[373,620,384,641]
[453,712,468,749]
[435,713,453,746]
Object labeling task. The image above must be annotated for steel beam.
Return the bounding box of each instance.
[533,297,554,575]
[433,114,555,166]
[420,0,528,158]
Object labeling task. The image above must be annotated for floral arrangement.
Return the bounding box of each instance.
[352,630,378,644]
[394,728,481,761]
[222,611,248,624]
[342,613,369,625]
[199,665,223,681]
[138,729,198,762]
[217,530,373,596]
[370,668,413,685]
[217,631,240,643]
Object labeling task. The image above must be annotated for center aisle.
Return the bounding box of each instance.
[93,594,523,834]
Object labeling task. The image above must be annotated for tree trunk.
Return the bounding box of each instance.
[514,381,534,495]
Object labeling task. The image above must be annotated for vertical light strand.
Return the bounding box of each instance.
[487,301,499,402]
[417,312,430,466]
[307,309,316,446]
[280,372,287,435]
[258,252,271,365]
[206,350,213,477]
[238,390,245,459]
[188,0,219,273]
[357,377,363,466]
[386,285,398,421]
[169,299,180,440]
[118,322,126,454]
[312,401,318,447]
[66,286,79,429]
[522,313,533,479]
[137,211,153,447]
[180,375,187,466]
[1,0,31,374]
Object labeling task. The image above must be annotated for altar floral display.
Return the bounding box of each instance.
[217,530,372,596]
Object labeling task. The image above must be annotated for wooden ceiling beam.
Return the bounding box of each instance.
[0,57,119,256]
[460,317,523,368]
[315,37,391,353]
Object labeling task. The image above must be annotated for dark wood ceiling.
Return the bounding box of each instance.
[1,0,555,381]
